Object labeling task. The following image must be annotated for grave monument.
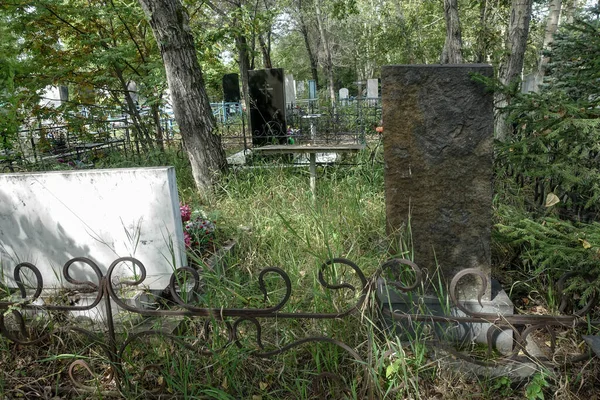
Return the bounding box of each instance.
[223,73,240,103]
[248,68,287,146]
[339,88,349,104]
[0,167,186,292]
[379,64,513,352]
[367,78,379,99]
[285,74,296,107]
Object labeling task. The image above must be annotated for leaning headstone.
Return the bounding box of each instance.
[248,68,287,146]
[285,74,296,106]
[367,78,379,99]
[0,167,186,291]
[223,73,241,103]
[380,64,513,352]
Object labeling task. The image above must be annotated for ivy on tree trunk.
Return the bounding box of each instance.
[138,0,227,193]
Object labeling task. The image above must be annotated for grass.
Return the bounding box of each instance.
[1,145,599,398]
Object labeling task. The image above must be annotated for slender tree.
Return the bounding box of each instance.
[138,0,227,193]
[314,0,336,113]
[440,0,463,63]
[535,0,563,90]
[495,0,533,140]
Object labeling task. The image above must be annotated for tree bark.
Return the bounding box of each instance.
[536,0,563,89]
[440,0,463,63]
[314,0,336,114]
[138,0,227,192]
[236,34,251,111]
[299,12,319,88]
[258,33,272,68]
[495,0,533,141]
[475,0,489,63]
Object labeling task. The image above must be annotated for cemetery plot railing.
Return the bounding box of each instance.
[3,257,596,396]
[378,259,599,367]
[0,257,371,397]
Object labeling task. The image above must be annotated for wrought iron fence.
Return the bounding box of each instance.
[1,256,598,397]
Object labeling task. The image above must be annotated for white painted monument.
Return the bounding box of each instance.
[0,167,186,291]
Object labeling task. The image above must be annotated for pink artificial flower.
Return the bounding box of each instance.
[180,203,191,222]
[183,231,192,248]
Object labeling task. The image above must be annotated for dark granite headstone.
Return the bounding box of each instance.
[223,73,240,103]
[249,68,287,146]
[382,64,494,299]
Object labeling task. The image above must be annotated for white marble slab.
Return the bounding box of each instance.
[0,167,186,290]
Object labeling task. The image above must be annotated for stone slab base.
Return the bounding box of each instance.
[376,278,515,354]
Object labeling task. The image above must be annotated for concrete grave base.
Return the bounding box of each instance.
[376,278,515,354]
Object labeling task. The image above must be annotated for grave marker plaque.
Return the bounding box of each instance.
[249,68,287,146]
[382,64,494,299]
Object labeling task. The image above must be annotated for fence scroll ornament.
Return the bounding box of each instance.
[0,257,598,396]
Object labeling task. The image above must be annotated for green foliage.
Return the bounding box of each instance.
[525,371,550,400]
[494,8,600,304]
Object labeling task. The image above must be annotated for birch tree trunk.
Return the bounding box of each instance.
[236,34,251,111]
[314,0,336,115]
[138,0,227,193]
[440,0,463,63]
[495,0,533,141]
[536,0,563,88]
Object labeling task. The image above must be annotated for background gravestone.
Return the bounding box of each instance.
[296,80,306,98]
[59,86,69,103]
[285,74,296,107]
[367,78,379,99]
[339,88,349,103]
[308,80,317,100]
[249,68,287,146]
[382,64,493,299]
[223,73,240,103]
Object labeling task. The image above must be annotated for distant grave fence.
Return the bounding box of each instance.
[1,256,598,396]
[1,98,382,172]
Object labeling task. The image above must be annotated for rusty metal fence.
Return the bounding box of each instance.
[1,257,598,397]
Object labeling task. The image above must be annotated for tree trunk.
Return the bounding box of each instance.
[138,0,227,193]
[314,0,336,115]
[299,13,319,88]
[113,67,154,152]
[475,0,489,63]
[258,33,272,68]
[536,0,563,88]
[563,0,579,24]
[152,102,165,150]
[236,34,251,112]
[440,0,463,63]
[495,0,533,141]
